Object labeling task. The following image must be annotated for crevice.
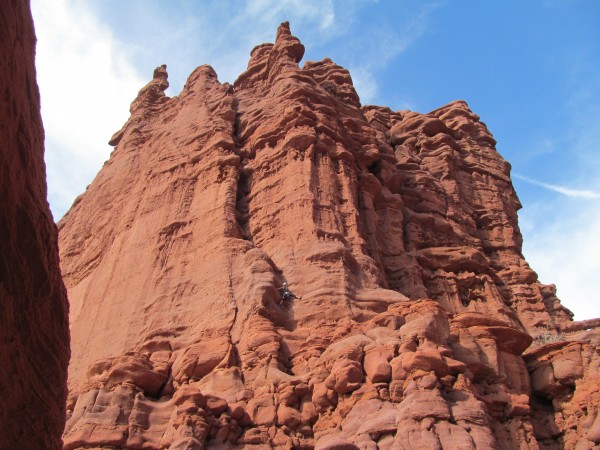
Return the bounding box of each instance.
[231,95,254,243]
[277,336,294,375]
[228,92,298,338]
[155,366,172,399]
[224,252,246,385]
[529,394,564,447]
[235,164,253,242]
[226,252,239,342]
[367,159,381,177]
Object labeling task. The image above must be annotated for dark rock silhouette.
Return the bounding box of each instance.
[0,1,70,449]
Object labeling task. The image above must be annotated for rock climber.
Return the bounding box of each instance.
[279,282,301,306]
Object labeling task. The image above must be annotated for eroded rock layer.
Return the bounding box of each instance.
[59,23,600,449]
[0,1,70,449]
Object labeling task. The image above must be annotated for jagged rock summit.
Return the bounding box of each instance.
[59,22,600,449]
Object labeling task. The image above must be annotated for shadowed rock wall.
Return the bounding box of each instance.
[59,23,600,449]
[0,1,70,448]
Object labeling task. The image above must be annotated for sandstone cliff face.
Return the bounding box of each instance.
[59,23,600,449]
[0,1,70,449]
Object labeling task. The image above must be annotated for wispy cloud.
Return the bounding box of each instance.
[532,138,555,157]
[244,0,337,32]
[514,173,600,199]
[345,2,443,104]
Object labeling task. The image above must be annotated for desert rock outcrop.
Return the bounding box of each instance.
[0,1,70,449]
[59,23,600,449]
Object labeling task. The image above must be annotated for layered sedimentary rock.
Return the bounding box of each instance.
[59,23,600,449]
[526,329,600,449]
[0,1,70,449]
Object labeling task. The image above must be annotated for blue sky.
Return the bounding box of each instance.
[31,0,600,320]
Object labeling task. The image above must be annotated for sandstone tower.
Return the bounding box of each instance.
[58,23,600,449]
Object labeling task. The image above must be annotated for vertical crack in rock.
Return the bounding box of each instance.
[232,93,254,243]
[235,165,253,242]
[56,22,600,450]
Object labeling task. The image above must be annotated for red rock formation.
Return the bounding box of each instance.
[0,1,70,449]
[59,22,599,449]
[525,328,600,449]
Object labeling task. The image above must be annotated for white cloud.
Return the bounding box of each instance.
[520,198,600,320]
[32,0,144,219]
[514,173,600,199]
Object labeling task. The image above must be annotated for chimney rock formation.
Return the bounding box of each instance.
[0,1,70,448]
[59,23,600,449]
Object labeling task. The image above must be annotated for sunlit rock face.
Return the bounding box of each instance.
[59,22,599,449]
[0,1,70,449]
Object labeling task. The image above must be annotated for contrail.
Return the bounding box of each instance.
[513,173,600,199]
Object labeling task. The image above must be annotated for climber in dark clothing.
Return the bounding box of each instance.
[279,282,301,306]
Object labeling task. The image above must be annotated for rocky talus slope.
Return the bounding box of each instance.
[0,1,70,448]
[59,23,600,449]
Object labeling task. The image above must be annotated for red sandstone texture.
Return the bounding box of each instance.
[0,1,70,449]
[59,23,600,449]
